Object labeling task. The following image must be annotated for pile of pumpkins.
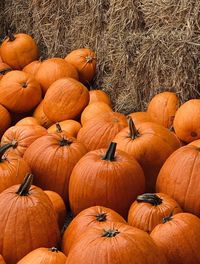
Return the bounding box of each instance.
[0,32,199,264]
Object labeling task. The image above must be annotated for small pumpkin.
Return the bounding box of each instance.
[151,212,200,264]
[17,247,67,264]
[128,193,182,233]
[43,78,89,122]
[15,117,40,126]
[0,70,42,113]
[62,205,126,255]
[0,62,12,80]
[48,120,81,137]
[33,100,54,128]
[65,48,96,84]
[0,104,11,138]
[128,111,153,126]
[89,89,112,106]
[0,32,39,69]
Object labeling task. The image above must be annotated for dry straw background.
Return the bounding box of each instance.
[0,0,200,114]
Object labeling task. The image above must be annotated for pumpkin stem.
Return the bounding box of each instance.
[137,193,163,206]
[96,213,107,222]
[86,56,95,63]
[59,137,72,146]
[0,68,12,75]
[102,229,120,237]
[162,211,174,223]
[56,122,62,133]
[0,140,18,161]
[102,142,117,161]
[49,247,59,252]
[7,30,16,41]
[127,116,139,139]
[16,173,33,196]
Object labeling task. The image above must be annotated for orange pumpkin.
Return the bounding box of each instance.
[128,193,182,233]
[128,111,153,126]
[65,48,96,84]
[89,89,112,106]
[1,125,47,157]
[17,247,67,264]
[33,100,54,128]
[23,60,42,76]
[48,120,81,137]
[147,92,179,128]
[0,62,12,80]
[43,78,89,122]
[0,255,5,264]
[0,70,42,113]
[0,33,39,69]
[0,174,60,264]
[44,190,67,230]
[15,117,40,126]
[62,206,126,255]
[0,104,11,138]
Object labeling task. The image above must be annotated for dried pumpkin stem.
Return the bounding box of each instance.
[59,137,72,146]
[96,213,107,222]
[49,247,59,252]
[7,30,16,41]
[56,122,62,133]
[16,174,33,196]
[0,68,12,75]
[102,229,120,237]
[137,193,163,206]
[102,142,117,161]
[162,211,174,223]
[0,141,17,161]
[127,116,139,139]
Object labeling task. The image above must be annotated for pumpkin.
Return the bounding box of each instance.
[81,101,112,125]
[62,205,126,255]
[89,89,112,106]
[15,117,40,126]
[66,221,168,264]
[0,141,30,193]
[0,62,12,80]
[23,60,42,76]
[17,247,67,264]
[33,58,79,94]
[69,142,145,218]
[77,111,127,151]
[0,255,5,264]
[24,132,87,202]
[65,48,96,84]
[1,125,47,157]
[173,99,200,143]
[128,111,153,126]
[0,174,60,264]
[0,70,42,113]
[43,78,89,122]
[128,193,182,233]
[114,118,181,192]
[147,92,179,128]
[33,100,54,128]
[151,212,200,264]
[156,144,200,216]
[0,32,39,69]
[0,104,11,138]
[44,190,67,230]
[48,120,81,137]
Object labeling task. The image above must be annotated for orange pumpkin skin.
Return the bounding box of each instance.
[23,60,42,76]
[0,175,60,264]
[1,125,47,157]
[128,111,153,126]
[69,142,145,218]
[114,120,181,192]
[66,222,168,264]
[189,139,200,147]
[0,104,11,138]
[15,117,40,126]
[128,193,182,233]
[77,112,127,151]
[48,120,81,137]
[33,100,54,128]
[0,33,39,69]
[147,92,179,128]
[89,90,112,106]
[17,247,67,264]
[150,213,200,264]
[173,99,200,143]
[156,145,200,216]
[62,205,126,255]
[34,58,79,94]
[65,48,96,84]
[81,102,112,125]
[44,190,67,230]
[0,255,5,264]
[0,70,42,113]
[24,133,87,202]
[43,78,89,122]
[0,62,12,80]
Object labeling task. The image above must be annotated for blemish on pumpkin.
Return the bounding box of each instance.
[112,118,119,123]
[191,131,197,137]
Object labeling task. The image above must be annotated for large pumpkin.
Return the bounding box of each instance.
[128,193,182,233]
[66,222,167,264]
[65,48,96,84]
[77,111,127,151]
[24,133,87,202]
[1,125,47,157]
[0,62,12,80]
[0,174,60,264]
[89,89,112,106]
[173,99,200,143]
[33,100,54,128]
[47,121,81,137]
[114,118,181,192]
[69,142,145,218]
[43,78,89,122]
[0,33,39,69]
[0,70,42,113]
[151,213,200,264]
[147,92,179,128]
[62,205,126,255]
[156,144,200,216]
[17,247,67,264]
[0,104,11,138]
